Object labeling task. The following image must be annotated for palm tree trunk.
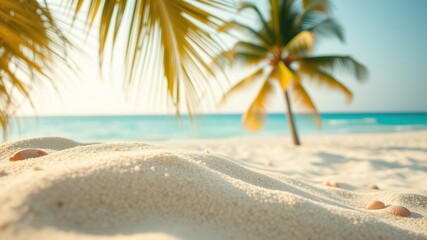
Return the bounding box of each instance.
[284,91,301,146]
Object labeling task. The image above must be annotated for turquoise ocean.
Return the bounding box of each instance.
[5,113,427,142]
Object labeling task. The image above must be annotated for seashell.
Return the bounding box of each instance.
[264,161,273,167]
[32,166,42,171]
[366,200,385,210]
[388,205,411,217]
[9,149,48,161]
[322,181,340,188]
[368,184,379,190]
[329,181,340,188]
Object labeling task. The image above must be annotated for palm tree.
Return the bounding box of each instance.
[217,0,367,145]
[0,0,70,137]
[63,0,235,116]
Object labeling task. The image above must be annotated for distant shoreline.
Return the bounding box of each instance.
[4,113,427,142]
[14,111,427,118]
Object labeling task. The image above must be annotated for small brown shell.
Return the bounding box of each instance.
[264,161,273,167]
[368,184,379,190]
[388,205,411,217]
[322,181,340,188]
[32,166,42,171]
[9,149,48,161]
[366,200,385,210]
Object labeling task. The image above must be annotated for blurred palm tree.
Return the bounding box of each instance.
[217,0,367,145]
[64,0,235,116]
[0,0,70,137]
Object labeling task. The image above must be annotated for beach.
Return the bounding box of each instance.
[0,131,426,239]
[1,0,426,238]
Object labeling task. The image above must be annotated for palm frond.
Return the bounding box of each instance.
[219,67,265,105]
[210,50,234,69]
[300,56,368,81]
[238,2,275,43]
[218,20,273,46]
[231,41,269,66]
[274,61,295,91]
[298,62,353,102]
[233,51,269,66]
[270,0,281,42]
[234,41,270,55]
[295,9,323,29]
[66,0,235,115]
[292,80,320,125]
[278,0,300,44]
[214,41,269,68]
[309,18,343,42]
[302,0,330,13]
[242,75,275,132]
[283,31,314,56]
[0,0,71,138]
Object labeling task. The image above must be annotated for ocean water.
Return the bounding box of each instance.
[4,113,427,142]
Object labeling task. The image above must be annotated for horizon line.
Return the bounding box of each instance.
[15,111,427,118]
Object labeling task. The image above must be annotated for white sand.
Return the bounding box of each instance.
[0,131,426,239]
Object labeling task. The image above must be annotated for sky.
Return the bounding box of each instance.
[17,0,427,116]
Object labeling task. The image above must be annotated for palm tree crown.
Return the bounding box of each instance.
[218,0,367,145]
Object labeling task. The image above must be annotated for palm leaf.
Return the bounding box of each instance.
[220,67,265,105]
[234,51,269,67]
[213,40,269,68]
[283,31,315,56]
[210,50,234,69]
[218,20,273,47]
[231,41,269,66]
[274,61,295,91]
[238,2,275,43]
[300,56,368,81]
[302,0,330,13]
[233,41,270,55]
[270,0,281,43]
[278,0,300,45]
[66,0,235,115]
[242,75,275,132]
[0,0,71,138]
[292,80,321,125]
[309,18,343,42]
[298,62,353,102]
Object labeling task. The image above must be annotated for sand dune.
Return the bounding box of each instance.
[0,133,426,239]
